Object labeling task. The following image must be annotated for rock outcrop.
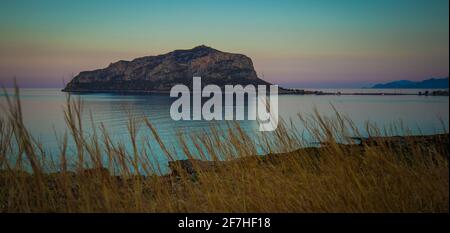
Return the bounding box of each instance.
[63,45,272,93]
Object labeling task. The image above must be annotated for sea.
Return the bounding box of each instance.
[0,88,448,173]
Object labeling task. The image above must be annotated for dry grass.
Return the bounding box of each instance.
[0,87,448,213]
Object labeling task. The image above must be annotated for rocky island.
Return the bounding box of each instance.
[63,45,273,93]
[63,45,449,96]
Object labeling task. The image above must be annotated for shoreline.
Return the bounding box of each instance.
[2,133,447,178]
[61,88,450,96]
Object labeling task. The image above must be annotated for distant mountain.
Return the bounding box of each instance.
[63,45,272,93]
[372,77,449,89]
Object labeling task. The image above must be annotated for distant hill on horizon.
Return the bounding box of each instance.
[372,77,449,89]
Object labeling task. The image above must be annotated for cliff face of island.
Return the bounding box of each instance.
[63,45,271,93]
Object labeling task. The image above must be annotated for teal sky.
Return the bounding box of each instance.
[0,0,448,88]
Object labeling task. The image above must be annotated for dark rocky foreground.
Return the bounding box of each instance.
[63,45,272,93]
[168,133,449,177]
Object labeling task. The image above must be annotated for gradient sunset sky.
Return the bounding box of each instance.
[0,0,448,88]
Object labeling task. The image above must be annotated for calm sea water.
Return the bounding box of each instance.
[0,88,448,173]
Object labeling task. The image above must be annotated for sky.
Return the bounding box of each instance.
[0,0,448,88]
